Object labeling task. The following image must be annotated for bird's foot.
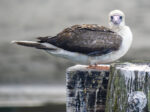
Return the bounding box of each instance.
[87,64,110,70]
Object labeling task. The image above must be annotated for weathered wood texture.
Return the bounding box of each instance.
[66,65,110,112]
[105,63,149,112]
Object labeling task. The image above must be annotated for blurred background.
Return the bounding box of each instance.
[0,0,150,112]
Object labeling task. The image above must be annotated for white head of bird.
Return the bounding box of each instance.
[109,10,125,31]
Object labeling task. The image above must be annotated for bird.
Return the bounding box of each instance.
[12,10,132,70]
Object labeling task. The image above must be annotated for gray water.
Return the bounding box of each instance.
[0,104,66,112]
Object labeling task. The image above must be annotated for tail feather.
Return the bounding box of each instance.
[11,40,57,50]
[37,36,57,44]
[37,36,51,43]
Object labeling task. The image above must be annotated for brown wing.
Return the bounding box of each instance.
[38,24,122,56]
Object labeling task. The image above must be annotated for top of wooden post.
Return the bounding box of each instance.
[67,64,110,72]
[115,63,150,72]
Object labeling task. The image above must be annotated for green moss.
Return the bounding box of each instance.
[148,91,150,111]
[105,65,115,112]
[113,90,119,112]
[105,64,121,112]
[113,71,120,112]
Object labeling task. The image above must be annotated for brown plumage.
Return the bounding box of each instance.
[37,24,122,56]
[13,41,56,50]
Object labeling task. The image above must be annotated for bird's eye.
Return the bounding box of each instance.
[120,16,123,20]
[111,16,113,20]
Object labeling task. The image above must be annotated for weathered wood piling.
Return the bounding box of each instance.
[106,63,149,112]
[66,63,150,112]
[66,65,110,112]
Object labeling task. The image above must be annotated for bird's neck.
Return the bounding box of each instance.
[110,25,133,60]
[116,25,133,53]
[113,25,132,38]
[110,25,125,32]
[111,25,133,41]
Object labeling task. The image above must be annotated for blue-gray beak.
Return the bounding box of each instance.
[111,15,122,25]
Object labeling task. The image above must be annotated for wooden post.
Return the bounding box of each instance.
[66,65,110,112]
[105,63,149,112]
[66,63,150,112]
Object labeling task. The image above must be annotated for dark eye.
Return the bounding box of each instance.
[120,16,123,20]
[111,16,113,20]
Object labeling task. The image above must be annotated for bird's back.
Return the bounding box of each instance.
[38,24,122,56]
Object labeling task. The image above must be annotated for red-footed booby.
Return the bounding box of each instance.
[12,10,132,70]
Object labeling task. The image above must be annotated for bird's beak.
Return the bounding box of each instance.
[112,15,121,25]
